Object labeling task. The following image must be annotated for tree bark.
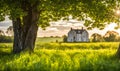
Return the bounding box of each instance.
[12,1,40,53]
[22,2,40,52]
[12,18,23,53]
[24,23,38,52]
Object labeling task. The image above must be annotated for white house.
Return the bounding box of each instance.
[67,28,89,42]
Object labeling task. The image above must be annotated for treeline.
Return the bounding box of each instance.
[0,35,13,43]
[90,31,120,42]
[0,26,13,43]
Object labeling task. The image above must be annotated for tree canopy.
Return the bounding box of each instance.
[91,33,104,42]
[104,31,120,42]
[0,0,119,29]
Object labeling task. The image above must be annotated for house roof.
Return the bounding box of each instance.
[70,28,88,34]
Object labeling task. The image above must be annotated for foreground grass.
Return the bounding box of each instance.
[0,42,120,71]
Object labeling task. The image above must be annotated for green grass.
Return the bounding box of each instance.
[0,42,120,71]
[36,37,63,43]
[35,42,119,50]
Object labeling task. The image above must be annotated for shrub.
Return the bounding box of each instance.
[0,36,13,43]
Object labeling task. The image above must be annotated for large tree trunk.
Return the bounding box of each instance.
[22,2,40,52]
[13,23,38,53]
[24,23,38,52]
[12,1,40,53]
[12,18,23,53]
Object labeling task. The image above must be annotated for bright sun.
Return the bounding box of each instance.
[116,10,120,15]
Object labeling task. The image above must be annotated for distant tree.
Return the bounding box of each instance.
[104,31,119,42]
[50,36,54,38]
[55,36,60,38]
[0,36,13,43]
[116,36,120,42]
[56,40,58,43]
[91,33,104,42]
[0,30,13,43]
[6,26,13,36]
[62,35,67,42]
[0,30,5,36]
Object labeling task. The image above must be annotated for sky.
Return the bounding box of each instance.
[0,16,120,37]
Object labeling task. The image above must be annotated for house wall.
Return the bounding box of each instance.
[67,31,76,42]
[81,31,89,42]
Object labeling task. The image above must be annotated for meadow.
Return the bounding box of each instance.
[0,37,120,71]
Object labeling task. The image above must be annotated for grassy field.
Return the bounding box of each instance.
[36,37,63,43]
[0,38,120,71]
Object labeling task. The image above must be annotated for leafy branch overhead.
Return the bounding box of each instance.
[0,0,119,29]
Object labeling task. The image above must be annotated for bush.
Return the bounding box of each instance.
[63,35,67,42]
[0,36,13,43]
